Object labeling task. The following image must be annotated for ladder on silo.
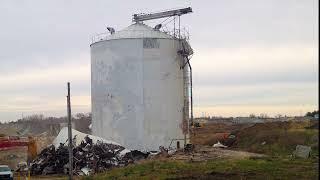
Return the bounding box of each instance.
[132,7,194,146]
[178,38,193,142]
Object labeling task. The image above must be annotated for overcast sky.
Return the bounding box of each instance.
[0,0,318,122]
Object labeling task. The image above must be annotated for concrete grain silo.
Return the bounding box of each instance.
[90,8,193,151]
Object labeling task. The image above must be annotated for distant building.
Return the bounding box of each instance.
[194,118,208,124]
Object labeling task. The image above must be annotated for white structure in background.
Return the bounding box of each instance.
[90,8,193,151]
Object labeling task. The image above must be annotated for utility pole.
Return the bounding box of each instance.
[67,82,73,180]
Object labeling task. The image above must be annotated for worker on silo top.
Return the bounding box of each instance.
[27,136,37,164]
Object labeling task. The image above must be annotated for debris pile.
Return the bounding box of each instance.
[213,141,227,148]
[30,136,148,175]
[293,145,311,158]
[52,127,120,148]
[30,128,149,176]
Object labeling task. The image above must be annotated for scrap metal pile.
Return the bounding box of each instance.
[30,136,148,175]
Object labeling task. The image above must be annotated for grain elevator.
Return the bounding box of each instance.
[90,7,193,151]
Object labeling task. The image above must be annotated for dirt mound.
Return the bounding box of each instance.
[190,120,318,156]
[169,145,266,162]
[191,123,250,145]
[231,121,319,155]
[34,132,55,153]
[0,126,20,136]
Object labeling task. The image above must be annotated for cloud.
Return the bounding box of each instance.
[194,104,317,117]
[0,0,318,121]
[0,53,91,122]
[192,45,318,86]
[190,44,318,117]
[0,63,89,89]
[0,95,90,111]
[0,94,91,122]
[189,0,318,48]
[194,82,318,106]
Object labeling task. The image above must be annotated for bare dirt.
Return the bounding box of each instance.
[168,145,266,162]
[0,148,27,169]
[190,120,319,156]
[190,123,252,145]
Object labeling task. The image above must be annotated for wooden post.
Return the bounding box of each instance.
[67,82,73,180]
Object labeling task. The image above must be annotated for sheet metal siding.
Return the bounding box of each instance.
[91,38,184,151]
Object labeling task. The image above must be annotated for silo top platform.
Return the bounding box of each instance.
[91,23,173,44]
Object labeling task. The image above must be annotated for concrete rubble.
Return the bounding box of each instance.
[213,141,227,148]
[293,145,311,158]
[30,129,149,176]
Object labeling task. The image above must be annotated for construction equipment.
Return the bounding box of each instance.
[0,136,37,163]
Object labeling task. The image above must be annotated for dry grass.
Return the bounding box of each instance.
[190,120,319,157]
[84,157,318,180]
